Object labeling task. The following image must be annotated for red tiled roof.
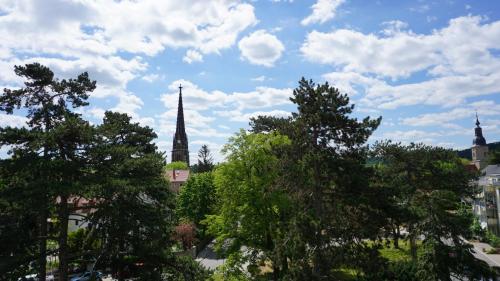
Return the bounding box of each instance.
[166,169,190,183]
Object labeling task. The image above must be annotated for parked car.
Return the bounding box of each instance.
[70,271,103,281]
[18,274,37,281]
[17,273,55,281]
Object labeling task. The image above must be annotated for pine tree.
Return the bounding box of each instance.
[88,111,176,280]
[250,78,382,279]
[196,145,214,173]
[0,63,95,280]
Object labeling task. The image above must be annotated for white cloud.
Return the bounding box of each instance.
[0,114,28,127]
[402,108,472,127]
[183,49,203,64]
[0,0,257,58]
[161,80,228,110]
[251,75,267,82]
[231,87,293,110]
[410,4,430,13]
[302,16,500,79]
[378,130,441,143]
[238,30,285,67]
[301,0,345,26]
[380,20,409,36]
[161,80,292,111]
[323,71,382,96]
[215,109,291,122]
[362,73,500,109]
[310,16,500,116]
[0,0,258,129]
[141,74,160,83]
[402,101,500,127]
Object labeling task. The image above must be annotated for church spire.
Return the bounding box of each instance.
[171,84,189,165]
[473,112,486,146]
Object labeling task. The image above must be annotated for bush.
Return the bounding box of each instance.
[469,217,486,240]
[486,248,500,254]
[166,161,188,170]
[486,231,500,248]
[173,222,196,250]
[162,256,212,281]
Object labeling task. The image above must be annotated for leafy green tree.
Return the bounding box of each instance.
[488,149,500,165]
[0,155,41,279]
[372,141,494,280]
[205,130,293,280]
[0,63,95,280]
[88,111,176,281]
[176,172,216,237]
[250,78,382,279]
[166,161,189,170]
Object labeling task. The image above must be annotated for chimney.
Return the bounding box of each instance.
[173,169,176,180]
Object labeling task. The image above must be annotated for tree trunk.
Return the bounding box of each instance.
[393,224,400,249]
[38,111,51,281]
[118,240,125,281]
[58,195,69,281]
[281,256,288,277]
[38,202,48,281]
[408,224,417,261]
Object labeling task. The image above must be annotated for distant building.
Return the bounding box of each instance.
[67,197,97,232]
[473,165,500,235]
[167,169,190,193]
[472,113,489,170]
[167,85,190,192]
[471,115,500,235]
[171,85,190,166]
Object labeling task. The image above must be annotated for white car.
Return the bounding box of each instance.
[18,274,37,281]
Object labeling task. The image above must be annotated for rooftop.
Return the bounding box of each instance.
[166,169,190,183]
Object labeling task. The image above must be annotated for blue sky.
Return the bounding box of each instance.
[1,0,499,162]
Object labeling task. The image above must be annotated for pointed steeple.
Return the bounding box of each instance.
[171,84,189,165]
[473,112,487,146]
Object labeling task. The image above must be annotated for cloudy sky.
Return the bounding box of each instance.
[1,0,499,162]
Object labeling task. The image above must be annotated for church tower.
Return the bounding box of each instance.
[171,85,189,166]
[472,113,488,170]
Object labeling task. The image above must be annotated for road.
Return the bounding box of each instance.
[469,240,500,268]
[195,241,225,270]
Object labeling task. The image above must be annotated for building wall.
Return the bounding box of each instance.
[474,175,500,235]
[472,145,489,170]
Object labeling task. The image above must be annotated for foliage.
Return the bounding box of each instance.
[176,172,216,238]
[0,168,39,279]
[166,161,189,170]
[469,215,486,241]
[249,78,382,279]
[376,240,422,262]
[488,149,500,165]
[0,63,96,280]
[195,144,215,173]
[485,231,500,248]
[371,141,494,280]
[205,130,292,280]
[162,256,212,281]
[174,222,196,250]
[209,254,251,281]
[87,111,175,279]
